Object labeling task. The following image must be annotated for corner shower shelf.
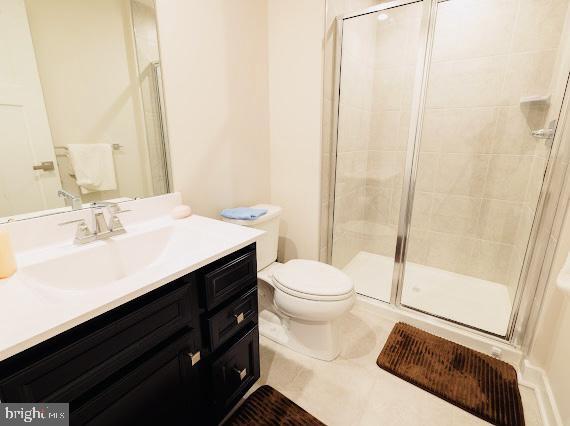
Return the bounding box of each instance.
[520,95,551,106]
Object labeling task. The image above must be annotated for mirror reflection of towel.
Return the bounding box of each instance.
[67,144,117,194]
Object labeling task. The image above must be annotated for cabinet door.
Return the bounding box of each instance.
[72,330,201,426]
[210,326,260,419]
[0,280,196,404]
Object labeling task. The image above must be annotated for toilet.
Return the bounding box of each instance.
[222,204,355,361]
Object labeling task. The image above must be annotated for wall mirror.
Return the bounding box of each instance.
[0,0,171,223]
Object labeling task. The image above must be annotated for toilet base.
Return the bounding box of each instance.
[258,309,341,361]
[285,316,341,361]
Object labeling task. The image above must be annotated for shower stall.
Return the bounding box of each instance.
[327,0,570,341]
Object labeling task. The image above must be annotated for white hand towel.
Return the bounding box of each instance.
[67,144,117,194]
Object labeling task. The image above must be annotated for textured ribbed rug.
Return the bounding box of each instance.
[377,322,525,426]
[225,385,325,426]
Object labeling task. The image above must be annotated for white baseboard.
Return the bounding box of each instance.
[519,360,563,426]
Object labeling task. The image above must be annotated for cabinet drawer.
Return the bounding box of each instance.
[210,326,260,416]
[72,330,198,426]
[206,287,258,351]
[200,247,257,310]
[0,281,197,404]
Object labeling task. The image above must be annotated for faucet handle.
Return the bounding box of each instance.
[107,209,131,232]
[59,219,94,243]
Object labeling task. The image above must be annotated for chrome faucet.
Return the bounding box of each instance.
[58,190,82,210]
[92,203,111,235]
[59,202,131,244]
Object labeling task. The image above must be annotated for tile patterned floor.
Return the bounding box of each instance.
[251,301,543,426]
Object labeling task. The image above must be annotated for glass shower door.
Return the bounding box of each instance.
[331,2,423,303]
[399,0,564,336]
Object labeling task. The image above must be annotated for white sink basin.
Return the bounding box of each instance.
[19,225,173,291]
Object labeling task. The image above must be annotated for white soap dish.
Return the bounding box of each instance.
[171,205,192,220]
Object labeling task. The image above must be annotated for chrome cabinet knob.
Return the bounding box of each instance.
[234,367,247,381]
[234,312,245,324]
[187,351,201,366]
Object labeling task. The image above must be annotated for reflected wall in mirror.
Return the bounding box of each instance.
[0,0,171,222]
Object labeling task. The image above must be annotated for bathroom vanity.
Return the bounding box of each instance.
[0,195,264,425]
[0,243,259,425]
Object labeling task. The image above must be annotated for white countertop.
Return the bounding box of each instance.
[0,213,263,362]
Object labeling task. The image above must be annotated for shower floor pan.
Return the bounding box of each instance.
[342,251,512,336]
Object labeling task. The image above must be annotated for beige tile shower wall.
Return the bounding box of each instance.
[321,0,380,263]
[325,0,570,287]
[363,5,422,259]
[331,7,377,268]
[396,0,569,291]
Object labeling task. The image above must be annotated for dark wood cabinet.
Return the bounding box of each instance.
[0,243,260,425]
[72,330,198,426]
[209,326,260,416]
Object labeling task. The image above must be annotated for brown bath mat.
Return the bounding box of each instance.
[377,323,524,426]
[225,385,325,426]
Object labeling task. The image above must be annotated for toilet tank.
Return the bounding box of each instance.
[221,204,282,271]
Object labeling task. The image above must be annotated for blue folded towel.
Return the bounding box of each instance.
[221,207,268,220]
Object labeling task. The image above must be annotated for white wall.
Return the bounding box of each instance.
[528,6,570,424]
[156,0,325,261]
[531,204,570,425]
[267,0,325,261]
[155,0,271,219]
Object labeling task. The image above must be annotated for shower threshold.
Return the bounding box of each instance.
[342,251,513,336]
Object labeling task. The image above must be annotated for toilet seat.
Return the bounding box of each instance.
[272,259,354,301]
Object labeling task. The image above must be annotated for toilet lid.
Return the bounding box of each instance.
[272,259,354,297]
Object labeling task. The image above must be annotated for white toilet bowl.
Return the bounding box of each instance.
[222,204,355,361]
[258,260,355,361]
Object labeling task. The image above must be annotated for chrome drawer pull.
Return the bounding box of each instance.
[234,312,245,324]
[187,351,201,366]
[234,367,247,381]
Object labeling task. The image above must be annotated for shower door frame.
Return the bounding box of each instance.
[327,0,566,345]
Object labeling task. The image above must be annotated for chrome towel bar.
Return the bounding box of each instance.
[54,143,123,151]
